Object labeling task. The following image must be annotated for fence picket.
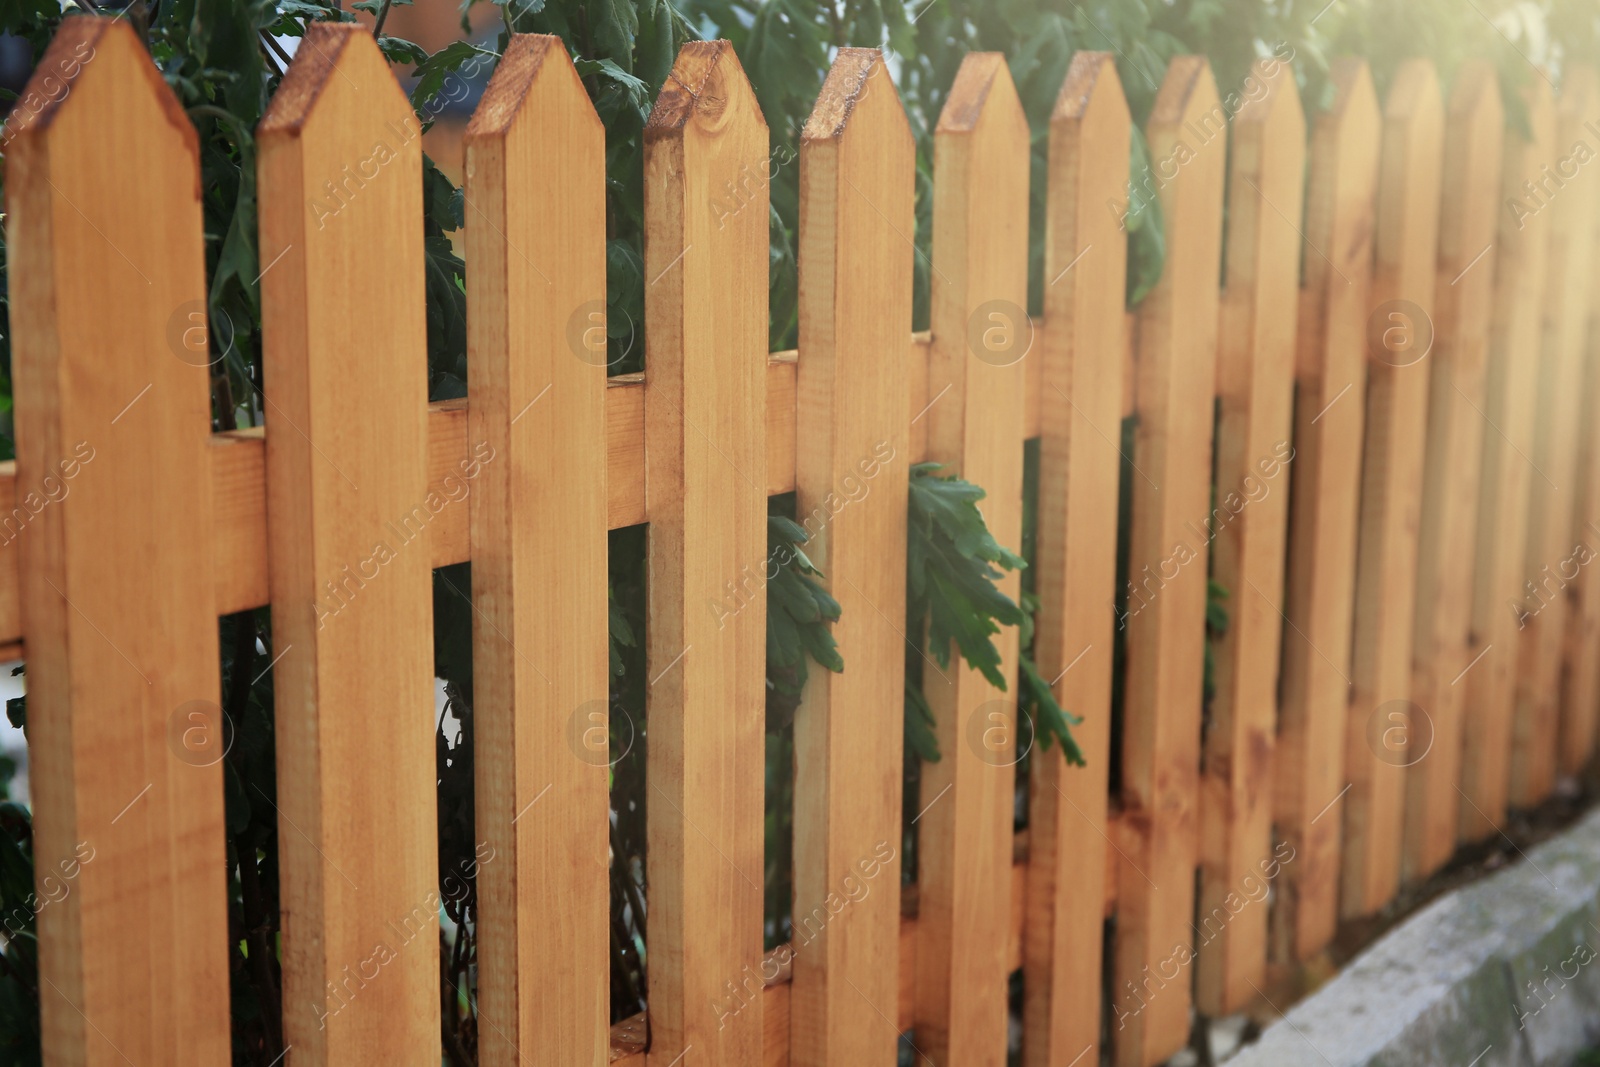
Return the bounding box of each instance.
[1022,51,1128,1067]
[1404,61,1502,881]
[464,35,610,1065]
[1272,58,1378,962]
[642,40,769,1066]
[13,24,1600,1066]
[1342,59,1444,918]
[257,24,438,1063]
[1197,55,1303,1016]
[790,48,913,1066]
[8,18,230,1063]
[1568,64,1600,774]
[1115,55,1225,1067]
[1459,79,1555,840]
[918,51,1030,1067]
[1512,68,1599,807]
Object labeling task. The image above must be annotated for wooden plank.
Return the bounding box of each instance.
[1567,65,1600,775]
[789,48,912,1066]
[465,36,609,1065]
[7,18,229,1064]
[916,52,1030,1067]
[1458,79,1555,840]
[1341,59,1444,919]
[1272,58,1379,961]
[1197,55,1303,1016]
[0,329,959,651]
[642,40,768,1065]
[1022,50,1128,1067]
[1511,68,1599,807]
[257,24,438,1062]
[1115,55,1226,1067]
[1404,61,1502,881]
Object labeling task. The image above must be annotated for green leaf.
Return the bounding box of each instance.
[765,511,843,702]
[1018,650,1084,766]
[377,34,430,67]
[409,41,498,113]
[906,464,1024,698]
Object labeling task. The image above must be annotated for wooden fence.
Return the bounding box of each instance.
[5,14,1598,1067]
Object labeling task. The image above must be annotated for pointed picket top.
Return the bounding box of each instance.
[1321,56,1380,129]
[1300,58,1380,302]
[1446,58,1504,166]
[1052,50,1130,130]
[926,49,1028,460]
[646,38,767,139]
[936,50,1026,137]
[802,46,910,146]
[1148,53,1220,135]
[259,22,412,135]
[466,32,599,141]
[1143,54,1227,263]
[1225,56,1305,296]
[1372,58,1443,297]
[1232,53,1303,142]
[6,16,196,164]
[1142,52,1227,293]
[1383,57,1443,125]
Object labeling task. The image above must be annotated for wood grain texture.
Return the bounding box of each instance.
[1115,56,1226,1067]
[917,51,1030,1067]
[1567,64,1600,775]
[7,18,230,1064]
[1459,81,1555,831]
[1341,59,1443,919]
[642,40,768,1066]
[0,332,964,651]
[257,24,439,1063]
[465,36,610,1065]
[789,48,912,1066]
[1272,58,1379,961]
[1197,55,1303,1017]
[1511,68,1598,808]
[1404,61,1502,880]
[610,830,1112,1065]
[1022,51,1128,1067]
[1457,80,1554,840]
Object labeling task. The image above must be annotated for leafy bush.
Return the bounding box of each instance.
[904,463,1082,765]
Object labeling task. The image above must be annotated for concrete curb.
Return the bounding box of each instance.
[1229,807,1600,1067]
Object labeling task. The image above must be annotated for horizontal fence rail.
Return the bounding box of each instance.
[5,14,1600,1067]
